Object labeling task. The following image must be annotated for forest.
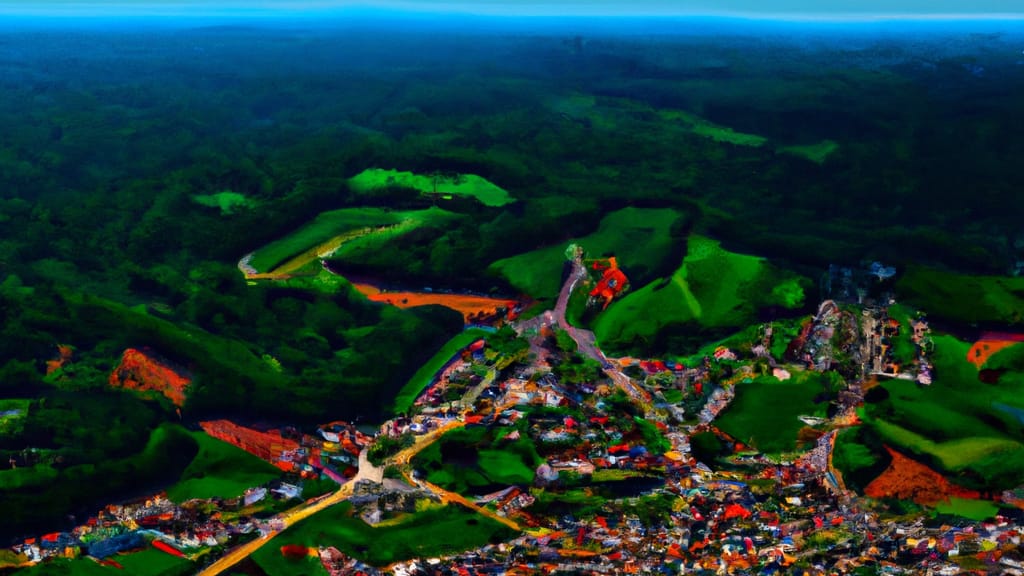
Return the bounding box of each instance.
[2,21,1024,539]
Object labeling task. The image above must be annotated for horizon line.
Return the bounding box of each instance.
[1,4,1023,22]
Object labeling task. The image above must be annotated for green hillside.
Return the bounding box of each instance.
[489,207,684,301]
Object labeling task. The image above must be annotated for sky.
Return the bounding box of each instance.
[1,0,1023,19]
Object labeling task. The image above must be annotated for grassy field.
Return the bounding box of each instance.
[934,497,1001,521]
[390,328,490,415]
[659,109,768,147]
[252,502,516,571]
[17,548,193,576]
[594,235,804,353]
[412,425,542,494]
[17,558,111,575]
[778,139,839,164]
[489,207,683,301]
[114,548,195,576]
[714,370,831,454]
[248,207,400,272]
[165,431,281,503]
[897,265,1024,326]
[859,334,1024,490]
[247,207,457,273]
[0,398,29,436]
[348,168,514,207]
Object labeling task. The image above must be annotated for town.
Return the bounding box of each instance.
[8,257,1024,576]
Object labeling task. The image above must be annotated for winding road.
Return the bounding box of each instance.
[200,253,631,575]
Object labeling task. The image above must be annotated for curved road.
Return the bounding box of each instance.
[201,255,629,575]
[554,258,651,407]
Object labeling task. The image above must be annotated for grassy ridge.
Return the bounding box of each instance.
[489,207,683,301]
[594,235,806,354]
[248,207,459,273]
[166,431,282,503]
[390,328,490,416]
[858,334,1024,490]
[248,207,401,272]
[897,266,1024,326]
[252,501,515,571]
[348,168,514,207]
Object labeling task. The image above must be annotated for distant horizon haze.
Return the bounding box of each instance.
[2,0,1024,20]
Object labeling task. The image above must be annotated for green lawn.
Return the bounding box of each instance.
[252,502,516,571]
[594,235,805,353]
[348,168,514,207]
[390,328,490,415]
[165,431,281,503]
[714,370,830,454]
[489,207,683,301]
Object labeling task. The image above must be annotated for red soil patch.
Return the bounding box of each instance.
[864,446,981,505]
[199,420,299,463]
[109,348,191,407]
[967,339,1017,369]
[45,344,75,377]
[352,283,519,323]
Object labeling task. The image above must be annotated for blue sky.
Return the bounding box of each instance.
[1,0,1022,18]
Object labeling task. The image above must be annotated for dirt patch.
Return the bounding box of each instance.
[353,283,519,323]
[864,446,981,505]
[109,348,191,407]
[967,338,1017,369]
[200,420,300,464]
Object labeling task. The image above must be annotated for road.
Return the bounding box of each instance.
[200,254,633,575]
[196,480,355,576]
[552,258,652,407]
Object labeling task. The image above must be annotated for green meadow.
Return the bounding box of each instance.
[412,425,542,494]
[857,335,1024,490]
[715,370,833,455]
[252,502,515,571]
[594,235,806,354]
[489,207,684,301]
[166,431,281,503]
[391,328,491,416]
[247,206,458,273]
[348,168,514,207]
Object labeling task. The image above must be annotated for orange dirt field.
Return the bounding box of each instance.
[352,282,519,323]
[864,446,981,505]
[967,338,1018,368]
[109,348,191,407]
